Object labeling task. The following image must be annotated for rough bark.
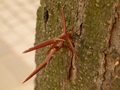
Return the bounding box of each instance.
[34,0,120,90]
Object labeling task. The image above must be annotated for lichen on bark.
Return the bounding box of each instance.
[34,0,120,90]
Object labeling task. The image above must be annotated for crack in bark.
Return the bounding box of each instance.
[100,54,110,90]
[108,18,117,48]
[79,23,83,36]
[75,0,85,38]
[67,52,76,82]
[99,4,120,90]
[63,45,77,90]
[44,6,49,32]
[103,54,107,81]
[68,53,74,82]
[108,6,118,48]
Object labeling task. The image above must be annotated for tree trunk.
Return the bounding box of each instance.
[34,0,120,90]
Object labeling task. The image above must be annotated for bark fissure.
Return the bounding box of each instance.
[68,53,74,82]
[75,0,85,38]
[63,50,77,90]
[99,4,120,90]
[108,9,117,48]
[64,53,74,90]
[79,23,83,36]
[103,54,107,81]
[67,50,77,82]
[44,6,49,32]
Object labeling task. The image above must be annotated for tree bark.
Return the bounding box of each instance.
[34,0,120,90]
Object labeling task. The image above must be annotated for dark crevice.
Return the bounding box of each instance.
[63,53,74,90]
[100,53,107,90]
[79,23,83,36]
[75,1,85,38]
[103,54,107,80]
[67,53,74,82]
[65,43,77,90]
[108,20,116,48]
[44,6,49,32]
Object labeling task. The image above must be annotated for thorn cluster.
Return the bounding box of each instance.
[23,8,78,83]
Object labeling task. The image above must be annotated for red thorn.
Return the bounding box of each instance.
[67,38,79,60]
[23,39,56,53]
[23,61,47,83]
[62,8,67,34]
[46,43,57,54]
[62,45,72,51]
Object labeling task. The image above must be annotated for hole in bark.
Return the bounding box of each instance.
[79,23,83,36]
[44,6,49,32]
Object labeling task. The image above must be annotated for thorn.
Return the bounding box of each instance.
[62,8,67,34]
[54,38,65,42]
[47,61,49,66]
[46,42,57,54]
[62,45,72,51]
[46,38,64,54]
[67,38,79,60]
[22,8,79,84]
[22,60,47,83]
[23,39,56,53]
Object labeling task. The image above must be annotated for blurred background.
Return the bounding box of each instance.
[0,0,39,90]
